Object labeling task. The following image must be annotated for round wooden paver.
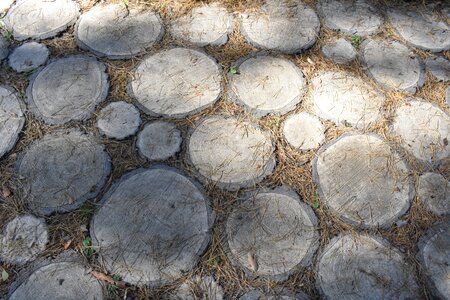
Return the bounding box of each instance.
[0,215,48,265]
[225,187,319,281]
[0,36,9,61]
[91,166,213,286]
[187,115,275,191]
[312,134,413,228]
[240,0,320,54]
[0,0,15,13]
[425,56,450,82]
[360,39,425,94]
[0,85,25,160]
[75,4,164,59]
[317,0,383,36]
[391,98,450,164]
[311,71,385,129]
[316,234,419,300]
[321,37,357,64]
[168,276,224,300]
[283,112,325,151]
[129,48,222,118]
[17,129,111,215]
[8,255,104,300]
[8,42,49,73]
[170,4,233,47]
[240,289,310,300]
[387,7,450,52]
[228,55,306,117]
[137,121,182,161]
[26,55,109,125]
[97,101,141,140]
[4,0,80,41]
[418,221,450,300]
[417,173,449,216]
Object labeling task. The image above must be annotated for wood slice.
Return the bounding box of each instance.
[311,71,385,129]
[4,0,80,41]
[417,221,450,299]
[317,0,383,36]
[0,85,25,160]
[187,115,275,191]
[97,101,141,140]
[26,55,109,125]
[312,133,412,228]
[228,54,306,117]
[17,129,111,215]
[360,39,425,94]
[137,121,182,161]
[391,98,450,164]
[170,4,233,47]
[241,0,320,53]
[0,215,48,265]
[91,166,213,286]
[225,187,319,281]
[316,233,419,299]
[387,7,450,52]
[8,254,104,300]
[129,48,222,118]
[75,4,163,59]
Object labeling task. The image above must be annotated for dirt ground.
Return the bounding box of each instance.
[0,0,448,299]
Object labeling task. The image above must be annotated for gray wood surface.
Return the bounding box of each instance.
[97,101,141,140]
[311,71,385,129]
[26,55,109,124]
[4,0,80,41]
[391,98,450,164]
[316,234,419,300]
[91,166,213,286]
[312,133,413,228]
[129,48,222,118]
[321,38,356,64]
[317,0,383,36]
[8,42,49,73]
[228,54,306,117]
[360,39,425,94]
[75,4,164,59]
[387,7,450,52]
[137,121,182,161]
[0,215,48,265]
[170,4,233,47]
[225,187,319,281]
[187,115,275,191]
[240,0,320,54]
[17,129,111,215]
[9,255,104,300]
[417,172,449,216]
[417,221,450,300]
[168,276,224,300]
[0,85,25,160]
[425,56,450,82]
[283,112,325,151]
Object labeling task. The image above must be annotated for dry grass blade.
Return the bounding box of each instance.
[0,0,449,299]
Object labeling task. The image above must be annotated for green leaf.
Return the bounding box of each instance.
[112,274,121,282]
[82,237,91,247]
[313,200,320,209]
[229,66,238,75]
[122,0,129,7]
[2,269,9,282]
[351,35,361,47]
[107,284,119,295]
